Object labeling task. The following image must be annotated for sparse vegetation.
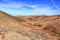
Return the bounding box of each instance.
[18,18,27,22]
[44,25,56,33]
[33,23,42,27]
[26,18,33,20]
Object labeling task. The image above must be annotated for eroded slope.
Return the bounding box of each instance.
[0,11,60,40]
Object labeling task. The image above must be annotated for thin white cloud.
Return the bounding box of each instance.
[0,2,60,15]
[0,3,22,8]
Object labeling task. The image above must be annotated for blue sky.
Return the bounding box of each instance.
[0,0,60,16]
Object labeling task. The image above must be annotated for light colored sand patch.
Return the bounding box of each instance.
[4,32,30,40]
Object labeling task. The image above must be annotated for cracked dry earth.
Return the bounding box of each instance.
[0,11,60,40]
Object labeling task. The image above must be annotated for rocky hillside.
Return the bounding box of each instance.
[16,16,60,34]
[16,16,60,40]
[0,11,60,40]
